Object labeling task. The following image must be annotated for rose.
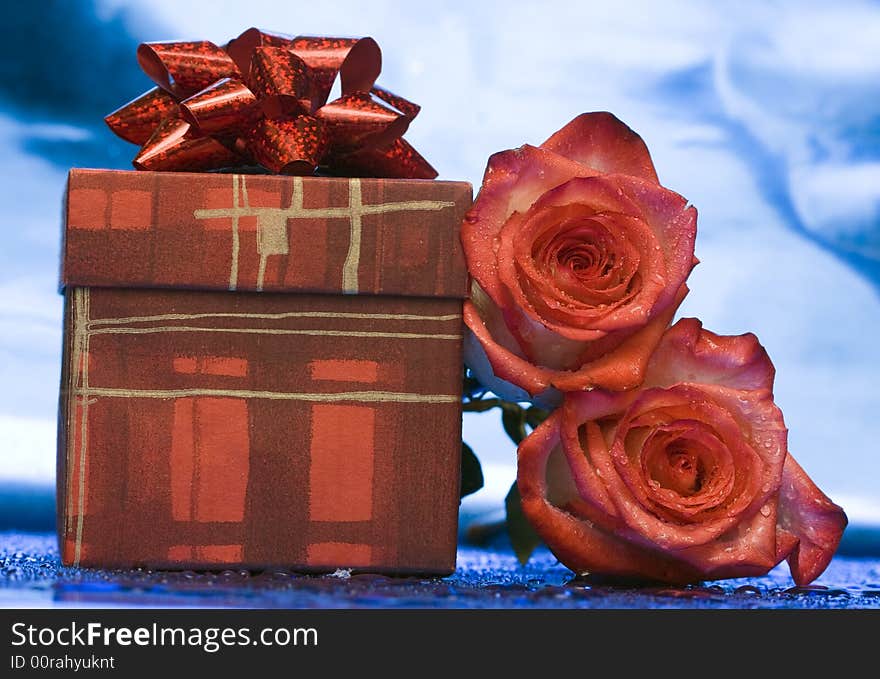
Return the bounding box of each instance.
[462,112,697,404]
[517,318,847,585]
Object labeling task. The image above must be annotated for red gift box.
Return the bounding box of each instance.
[57,168,472,574]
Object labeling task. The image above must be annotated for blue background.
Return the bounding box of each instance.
[1,0,878,531]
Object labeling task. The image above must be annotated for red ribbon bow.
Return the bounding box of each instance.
[105,27,437,178]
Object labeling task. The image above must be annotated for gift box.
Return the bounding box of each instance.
[57,168,472,574]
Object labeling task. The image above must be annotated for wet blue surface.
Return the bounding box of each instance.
[2,532,878,609]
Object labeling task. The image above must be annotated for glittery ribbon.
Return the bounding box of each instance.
[105,27,437,178]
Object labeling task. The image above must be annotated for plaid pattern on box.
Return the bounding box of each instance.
[63,170,469,298]
[58,170,471,574]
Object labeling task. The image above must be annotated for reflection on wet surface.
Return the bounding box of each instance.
[2,532,879,609]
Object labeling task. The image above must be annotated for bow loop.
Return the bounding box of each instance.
[108,28,436,178]
[225,28,291,76]
[247,116,328,174]
[132,116,241,172]
[317,92,411,151]
[249,47,314,118]
[106,87,177,145]
[288,36,382,104]
[371,85,420,118]
[180,78,260,134]
[137,41,241,98]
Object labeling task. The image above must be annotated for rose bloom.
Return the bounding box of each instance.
[462,112,697,404]
[518,318,847,585]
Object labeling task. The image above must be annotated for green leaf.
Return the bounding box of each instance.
[461,398,502,413]
[501,405,528,445]
[505,481,542,565]
[525,406,551,430]
[462,368,485,400]
[460,442,484,498]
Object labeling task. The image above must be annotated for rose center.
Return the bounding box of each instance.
[649,447,705,496]
[558,244,616,279]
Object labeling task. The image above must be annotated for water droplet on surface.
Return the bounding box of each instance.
[734,585,762,597]
[784,584,830,596]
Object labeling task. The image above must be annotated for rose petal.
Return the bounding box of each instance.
[540,112,659,183]
[497,187,663,332]
[550,283,689,391]
[508,211,665,335]
[611,174,697,301]
[463,284,689,396]
[502,305,609,367]
[518,413,702,583]
[464,300,551,396]
[676,496,785,578]
[462,145,600,309]
[778,454,848,586]
[462,321,534,404]
[559,415,619,520]
[635,420,737,518]
[564,388,638,423]
[469,281,529,358]
[645,318,776,393]
[595,385,767,549]
[497,174,694,330]
[696,383,787,474]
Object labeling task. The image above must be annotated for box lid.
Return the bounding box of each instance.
[62,169,471,298]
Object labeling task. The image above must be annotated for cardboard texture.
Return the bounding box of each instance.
[58,169,472,574]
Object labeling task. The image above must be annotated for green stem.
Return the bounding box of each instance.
[461,398,504,413]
